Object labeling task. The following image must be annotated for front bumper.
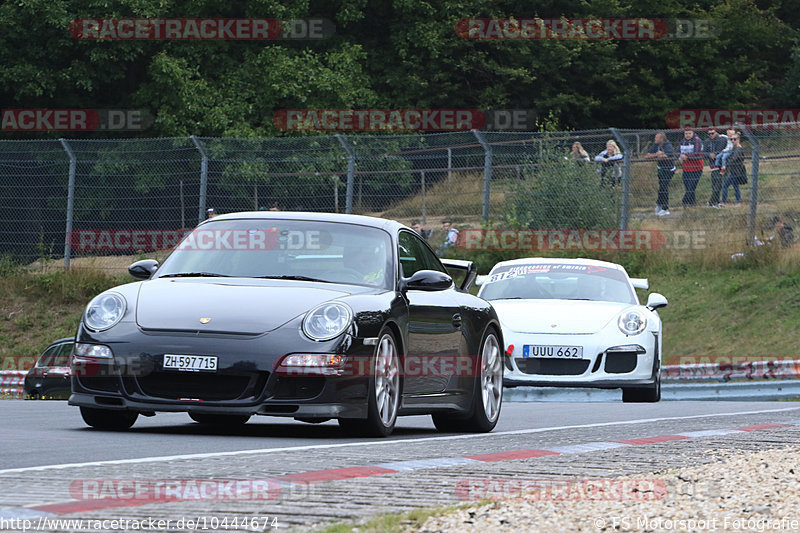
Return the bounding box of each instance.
[502,331,659,389]
[69,323,375,419]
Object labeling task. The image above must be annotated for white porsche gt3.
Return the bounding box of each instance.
[477,258,667,402]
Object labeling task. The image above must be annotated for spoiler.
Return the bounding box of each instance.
[631,278,649,290]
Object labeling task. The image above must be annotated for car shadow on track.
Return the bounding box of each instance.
[76,420,441,439]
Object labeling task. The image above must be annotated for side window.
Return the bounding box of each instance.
[58,342,74,356]
[54,343,73,366]
[398,231,446,277]
[37,347,57,367]
[416,238,446,273]
[398,231,422,277]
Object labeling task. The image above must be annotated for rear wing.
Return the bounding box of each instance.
[630,278,649,290]
[440,259,477,291]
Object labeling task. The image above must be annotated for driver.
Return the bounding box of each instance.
[343,242,386,285]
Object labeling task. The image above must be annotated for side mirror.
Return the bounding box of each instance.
[646,292,668,310]
[128,259,159,280]
[401,270,453,292]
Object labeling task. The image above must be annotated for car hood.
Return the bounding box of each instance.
[136,279,354,335]
[490,299,633,334]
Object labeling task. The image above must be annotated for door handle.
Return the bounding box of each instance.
[452,313,462,328]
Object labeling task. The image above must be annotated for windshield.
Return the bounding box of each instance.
[479,263,637,304]
[155,219,393,289]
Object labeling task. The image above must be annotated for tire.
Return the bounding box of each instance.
[189,413,251,425]
[80,406,138,430]
[432,327,503,433]
[338,328,400,438]
[622,355,661,403]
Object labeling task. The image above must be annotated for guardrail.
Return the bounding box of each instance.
[505,360,800,402]
[0,371,25,398]
[662,360,800,381]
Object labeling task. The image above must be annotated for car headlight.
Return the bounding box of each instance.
[618,309,647,336]
[302,302,353,341]
[84,292,126,331]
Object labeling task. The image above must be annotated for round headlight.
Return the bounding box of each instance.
[302,302,353,341]
[618,309,647,336]
[84,292,126,331]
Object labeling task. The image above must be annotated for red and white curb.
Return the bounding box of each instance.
[11,419,800,517]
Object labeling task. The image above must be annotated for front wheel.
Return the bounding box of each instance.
[339,328,400,437]
[80,406,138,430]
[622,356,661,403]
[432,328,503,433]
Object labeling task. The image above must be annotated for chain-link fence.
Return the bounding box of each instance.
[2,124,799,268]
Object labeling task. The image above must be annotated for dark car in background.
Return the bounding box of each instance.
[69,212,504,437]
[24,338,74,399]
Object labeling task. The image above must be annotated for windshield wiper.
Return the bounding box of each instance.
[159,272,231,278]
[254,275,331,283]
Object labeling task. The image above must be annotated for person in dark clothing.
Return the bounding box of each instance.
[721,133,746,205]
[704,128,728,208]
[643,132,676,216]
[678,128,704,206]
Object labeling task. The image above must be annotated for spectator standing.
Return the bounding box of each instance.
[594,140,623,186]
[704,128,728,208]
[436,220,459,256]
[678,128,704,206]
[721,133,746,206]
[643,132,676,216]
[411,220,431,240]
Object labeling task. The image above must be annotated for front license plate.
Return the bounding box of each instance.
[163,354,218,372]
[523,345,583,359]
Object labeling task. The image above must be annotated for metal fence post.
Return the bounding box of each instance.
[336,134,355,214]
[59,139,76,268]
[190,135,208,223]
[610,128,630,230]
[472,130,492,221]
[447,148,452,182]
[421,171,426,224]
[739,124,759,243]
[332,175,340,213]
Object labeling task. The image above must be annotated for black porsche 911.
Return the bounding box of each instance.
[69,212,504,437]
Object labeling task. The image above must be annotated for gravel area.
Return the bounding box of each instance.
[412,445,800,532]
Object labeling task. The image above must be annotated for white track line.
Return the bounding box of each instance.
[1,406,798,475]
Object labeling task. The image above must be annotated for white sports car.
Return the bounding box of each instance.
[477,258,667,402]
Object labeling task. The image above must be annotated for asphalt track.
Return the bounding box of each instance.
[1,400,799,530]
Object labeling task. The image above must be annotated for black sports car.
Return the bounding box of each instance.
[69,212,504,437]
[24,337,75,399]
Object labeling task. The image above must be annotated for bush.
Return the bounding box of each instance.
[504,156,619,230]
